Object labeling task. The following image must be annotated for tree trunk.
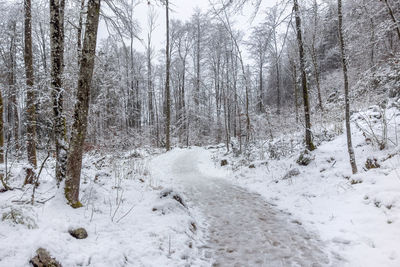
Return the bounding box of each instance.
[0,90,9,190]
[294,0,315,151]
[135,79,141,129]
[39,22,48,74]
[382,0,400,41]
[65,0,101,208]
[215,59,222,144]
[311,0,323,111]
[258,62,263,113]
[365,5,375,68]
[222,83,230,152]
[180,59,186,142]
[9,20,19,151]
[291,59,299,123]
[77,0,85,67]
[50,0,67,184]
[195,16,201,111]
[147,37,154,126]
[275,59,281,115]
[24,0,37,185]
[165,0,171,151]
[273,32,281,115]
[338,0,357,174]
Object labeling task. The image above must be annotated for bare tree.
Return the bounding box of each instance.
[77,0,85,66]
[0,90,9,190]
[7,20,19,151]
[247,25,269,114]
[289,56,299,122]
[380,0,400,41]
[338,0,357,174]
[24,0,37,185]
[293,0,315,151]
[310,0,323,111]
[50,0,67,184]
[65,0,101,207]
[193,9,202,113]
[165,0,171,151]
[145,6,157,129]
[214,7,251,144]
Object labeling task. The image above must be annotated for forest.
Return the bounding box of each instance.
[0,0,400,266]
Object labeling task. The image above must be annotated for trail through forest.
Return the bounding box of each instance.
[168,149,339,266]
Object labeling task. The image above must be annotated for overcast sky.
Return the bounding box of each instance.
[98,0,280,57]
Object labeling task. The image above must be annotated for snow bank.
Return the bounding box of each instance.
[0,149,205,266]
[210,104,400,267]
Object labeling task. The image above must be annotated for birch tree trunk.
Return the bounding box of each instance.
[65,0,101,208]
[24,0,37,185]
[338,0,358,174]
[50,0,67,184]
[293,0,315,151]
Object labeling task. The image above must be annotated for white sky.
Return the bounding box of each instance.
[98,0,280,56]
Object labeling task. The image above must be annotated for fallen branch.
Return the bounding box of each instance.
[12,195,55,205]
[116,205,135,223]
[31,152,51,205]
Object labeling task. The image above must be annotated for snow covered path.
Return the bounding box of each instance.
[161,149,338,266]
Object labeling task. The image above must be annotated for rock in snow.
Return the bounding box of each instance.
[30,248,62,267]
[68,228,88,239]
[282,168,301,179]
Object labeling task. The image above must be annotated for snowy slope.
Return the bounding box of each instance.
[0,150,205,267]
[210,104,400,267]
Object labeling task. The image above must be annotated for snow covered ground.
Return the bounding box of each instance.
[151,147,342,266]
[0,149,206,266]
[209,102,400,267]
[1,102,399,266]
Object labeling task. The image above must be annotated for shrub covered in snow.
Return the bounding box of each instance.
[1,206,37,229]
[296,150,315,166]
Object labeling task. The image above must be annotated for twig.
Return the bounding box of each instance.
[31,152,51,205]
[116,205,135,223]
[12,195,55,205]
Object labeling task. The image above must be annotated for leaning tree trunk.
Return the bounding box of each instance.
[65,0,101,208]
[293,0,315,151]
[165,0,171,151]
[50,0,67,184]
[24,0,37,185]
[338,0,357,174]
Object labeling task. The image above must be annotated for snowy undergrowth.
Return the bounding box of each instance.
[0,148,204,266]
[210,100,400,267]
